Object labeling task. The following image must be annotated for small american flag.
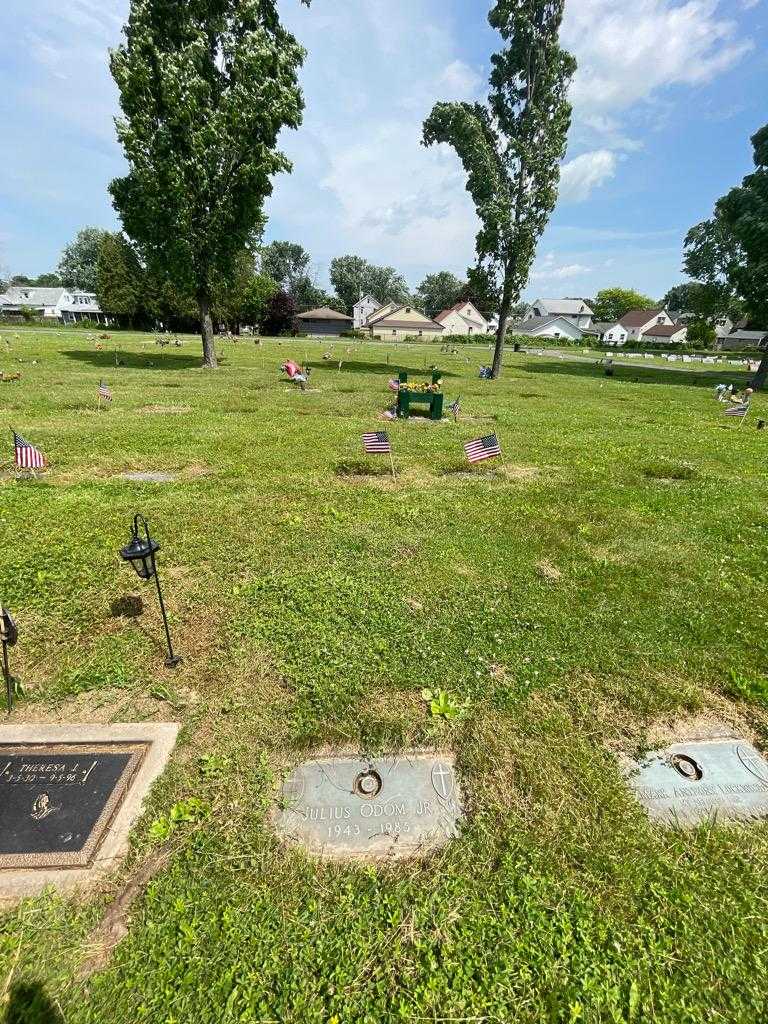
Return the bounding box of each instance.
[449,397,461,419]
[388,378,401,392]
[725,405,749,418]
[98,380,113,402]
[464,433,501,464]
[363,431,392,454]
[12,430,47,470]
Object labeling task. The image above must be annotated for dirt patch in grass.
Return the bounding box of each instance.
[536,559,563,582]
[642,460,698,482]
[335,460,390,479]
[441,462,542,483]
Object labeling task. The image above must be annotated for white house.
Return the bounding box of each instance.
[364,304,444,341]
[525,298,594,328]
[641,323,688,345]
[0,286,106,324]
[605,308,673,344]
[434,300,489,336]
[512,315,584,341]
[353,294,382,330]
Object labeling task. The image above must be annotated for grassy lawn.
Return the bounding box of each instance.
[2,329,768,1023]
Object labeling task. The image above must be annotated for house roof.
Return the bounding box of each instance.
[591,322,616,334]
[513,315,583,335]
[354,294,381,308]
[727,330,767,341]
[535,298,594,316]
[295,306,352,321]
[618,309,665,328]
[643,324,683,337]
[0,286,66,306]
[435,301,487,327]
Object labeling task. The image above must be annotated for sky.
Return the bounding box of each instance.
[0,0,766,302]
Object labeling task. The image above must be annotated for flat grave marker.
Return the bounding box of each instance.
[627,738,768,825]
[120,471,177,484]
[0,724,179,902]
[273,752,462,860]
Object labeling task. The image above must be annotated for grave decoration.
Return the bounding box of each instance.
[627,738,768,825]
[119,514,182,668]
[1,607,18,713]
[396,370,444,420]
[0,723,179,901]
[273,752,462,861]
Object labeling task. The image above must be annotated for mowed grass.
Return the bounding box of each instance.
[2,329,768,1023]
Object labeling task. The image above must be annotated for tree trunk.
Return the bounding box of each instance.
[751,354,768,391]
[198,294,218,369]
[492,277,514,379]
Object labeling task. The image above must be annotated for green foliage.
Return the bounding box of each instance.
[329,255,412,314]
[421,688,467,720]
[415,271,466,319]
[423,0,576,377]
[58,227,110,292]
[592,287,656,323]
[96,232,144,322]
[259,241,311,295]
[149,798,210,843]
[726,668,768,705]
[686,319,716,348]
[461,264,502,315]
[109,0,309,365]
[213,250,278,328]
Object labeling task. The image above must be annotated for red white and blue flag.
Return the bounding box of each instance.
[363,431,392,454]
[725,405,749,418]
[98,380,113,402]
[388,378,401,392]
[464,433,501,464]
[12,430,47,470]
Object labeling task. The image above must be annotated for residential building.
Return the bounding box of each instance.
[353,294,382,330]
[609,308,673,343]
[720,329,768,351]
[0,286,107,323]
[524,298,594,328]
[434,300,489,336]
[364,304,444,341]
[641,323,688,345]
[295,306,353,336]
[511,316,584,341]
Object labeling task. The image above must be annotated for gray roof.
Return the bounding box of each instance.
[513,315,583,334]
[534,298,594,316]
[296,306,352,321]
[0,286,66,305]
[727,330,767,341]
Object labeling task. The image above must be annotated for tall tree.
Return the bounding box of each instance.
[259,241,311,297]
[58,227,111,292]
[96,232,144,325]
[459,265,501,315]
[717,123,768,386]
[423,0,575,378]
[109,0,309,367]
[592,287,656,323]
[329,255,411,313]
[416,271,465,319]
[682,218,745,325]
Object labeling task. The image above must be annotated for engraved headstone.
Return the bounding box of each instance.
[273,752,462,860]
[0,724,179,903]
[627,739,768,825]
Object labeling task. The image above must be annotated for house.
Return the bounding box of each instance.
[295,306,353,336]
[0,286,107,323]
[364,304,444,341]
[511,316,584,341]
[606,308,673,344]
[586,321,616,341]
[353,294,382,330]
[720,329,768,351]
[524,298,594,328]
[434,300,489,336]
[641,323,688,345]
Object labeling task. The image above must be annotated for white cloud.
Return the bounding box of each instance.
[741,0,759,9]
[559,150,618,201]
[564,0,752,116]
[439,60,482,101]
[530,262,592,282]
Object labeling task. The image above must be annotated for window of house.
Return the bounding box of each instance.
[392,330,397,335]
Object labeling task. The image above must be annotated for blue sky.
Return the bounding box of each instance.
[0,0,765,301]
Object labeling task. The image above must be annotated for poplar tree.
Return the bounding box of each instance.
[423,1,576,378]
[109,0,309,367]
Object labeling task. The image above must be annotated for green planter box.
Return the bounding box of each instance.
[396,371,444,420]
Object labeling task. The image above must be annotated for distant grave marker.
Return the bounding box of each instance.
[627,739,768,825]
[273,752,462,860]
[0,724,178,902]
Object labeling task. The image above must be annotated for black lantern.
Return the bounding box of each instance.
[0,606,18,713]
[119,515,182,668]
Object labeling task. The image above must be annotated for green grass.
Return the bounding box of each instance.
[2,329,768,1023]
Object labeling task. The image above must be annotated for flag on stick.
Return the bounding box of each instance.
[363,431,392,454]
[725,404,749,417]
[464,433,501,465]
[363,431,396,478]
[12,430,47,470]
[388,378,401,392]
[449,397,461,421]
[98,380,113,403]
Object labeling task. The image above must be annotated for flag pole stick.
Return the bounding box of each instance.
[389,450,397,480]
[2,634,11,715]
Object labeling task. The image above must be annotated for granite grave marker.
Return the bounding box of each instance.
[628,738,768,825]
[274,752,462,860]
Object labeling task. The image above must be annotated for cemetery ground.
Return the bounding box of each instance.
[2,329,768,1023]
